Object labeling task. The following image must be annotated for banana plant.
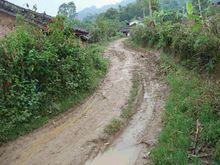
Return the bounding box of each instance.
[186,0,203,31]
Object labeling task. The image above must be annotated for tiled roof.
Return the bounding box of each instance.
[0,0,52,28]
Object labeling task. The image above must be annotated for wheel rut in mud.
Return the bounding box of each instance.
[86,42,168,165]
[0,39,168,165]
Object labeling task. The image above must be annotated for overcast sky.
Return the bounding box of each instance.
[8,0,122,16]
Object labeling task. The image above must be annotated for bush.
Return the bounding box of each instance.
[194,33,220,71]
[158,22,181,50]
[0,17,107,144]
[130,16,220,72]
[171,26,197,60]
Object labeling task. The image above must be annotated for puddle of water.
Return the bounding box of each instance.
[86,145,142,165]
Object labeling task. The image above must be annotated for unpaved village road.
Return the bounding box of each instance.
[0,39,168,165]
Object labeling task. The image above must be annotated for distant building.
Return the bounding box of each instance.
[129,20,143,27]
[120,20,143,36]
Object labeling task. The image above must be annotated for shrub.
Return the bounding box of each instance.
[158,22,181,50]
[130,16,220,72]
[171,26,197,60]
[0,17,107,144]
[193,33,220,71]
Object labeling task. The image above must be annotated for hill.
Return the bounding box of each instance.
[77,0,135,20]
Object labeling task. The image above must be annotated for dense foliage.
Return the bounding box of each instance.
[0,17,107,144]
[58,1,77,20]
[131,12,220,71]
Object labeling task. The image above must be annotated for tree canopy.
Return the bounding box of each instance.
[58,1,76,20]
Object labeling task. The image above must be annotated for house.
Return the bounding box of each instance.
[72,27,91,42]
[0,0,52,30]
[120,20,143,36]
[0,0,90,41]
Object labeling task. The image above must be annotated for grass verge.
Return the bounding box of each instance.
[150,53,220,164]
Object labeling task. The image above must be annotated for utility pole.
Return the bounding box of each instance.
[149,0,152,17]
[142,0,146,18]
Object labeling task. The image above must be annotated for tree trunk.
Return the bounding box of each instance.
[149,0,152,17]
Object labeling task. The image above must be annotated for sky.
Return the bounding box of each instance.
[8,0,123,16]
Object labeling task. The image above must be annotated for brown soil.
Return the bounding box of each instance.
[86,42,168,165]
[0,39,168,165]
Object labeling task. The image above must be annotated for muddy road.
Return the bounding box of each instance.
[0,39,167,165]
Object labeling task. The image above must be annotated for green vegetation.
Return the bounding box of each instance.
[0,17,107,144]
[1,2,220,164]
[80,0,160,42]
[151,54,220,164]
[58,1,77,20]
[104,118,124,136]
[128,1,220,164]
[130,8,220,72]
[121,73,142,119]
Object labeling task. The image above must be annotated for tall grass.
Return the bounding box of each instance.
[151,54,220,164]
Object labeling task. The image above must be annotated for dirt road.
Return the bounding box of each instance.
[0,39,167,165]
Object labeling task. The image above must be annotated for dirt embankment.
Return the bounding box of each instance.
[0,39,168,165]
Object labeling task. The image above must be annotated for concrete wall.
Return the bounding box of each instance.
[0,11,16,38]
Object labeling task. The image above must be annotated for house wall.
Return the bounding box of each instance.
[0,11,16,38]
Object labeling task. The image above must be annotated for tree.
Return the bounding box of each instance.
[104,8,119,20]
[58,2,76,20]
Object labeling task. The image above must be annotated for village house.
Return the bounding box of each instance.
[120,20,143,36]
[0,0,90,41]
[0,0,53,38]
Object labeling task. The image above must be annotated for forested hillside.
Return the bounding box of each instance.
[77,0,135,20]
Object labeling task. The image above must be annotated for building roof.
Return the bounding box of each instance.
[0,0,52,28]
[0,0,91,41]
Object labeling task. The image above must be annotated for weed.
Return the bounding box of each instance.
[121,73,141,119]
[104,118,123,136]
[104,71,142,137]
